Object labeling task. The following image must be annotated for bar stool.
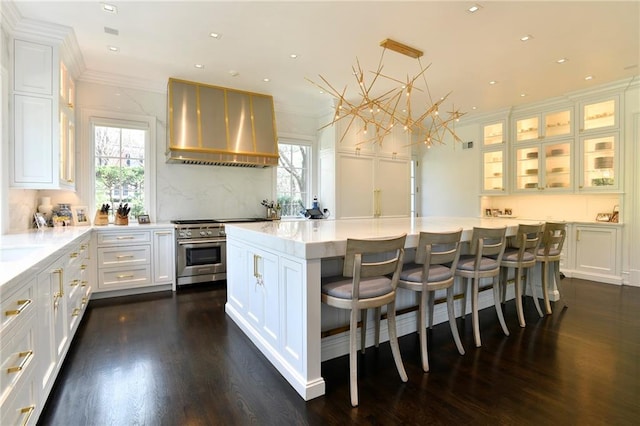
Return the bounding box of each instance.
[499,223,543,327]
[397,229,465,372]
[456,226,508,347]
[320,234,407,407]
[536,222,567,314]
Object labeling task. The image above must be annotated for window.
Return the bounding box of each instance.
[89,115,154,222]
[277,142,311,217]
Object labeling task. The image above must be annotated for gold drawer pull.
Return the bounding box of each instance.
[117,274,134,279]
[7,350,33,373]
[72,308,81,317]
[82,297,88,305]
[20,405,35,426]
[116,255,134,259]
[69,252,79,258]
[5,299,32,316]
[69,279,80,287]
[81,264,88,270]
[81,280,88,287]
[116,236,135,240]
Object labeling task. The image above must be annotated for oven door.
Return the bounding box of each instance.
[176,239,226,285]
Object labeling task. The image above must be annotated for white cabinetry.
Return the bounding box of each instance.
[95,227,175,294]
[480,119,507,194]
[320,119,411,219]
[572,224,621,282]
[11,37,76,190]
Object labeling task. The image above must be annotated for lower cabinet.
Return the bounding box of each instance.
[573,224,621,282]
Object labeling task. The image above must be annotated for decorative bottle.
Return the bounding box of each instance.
[38,197,53,221]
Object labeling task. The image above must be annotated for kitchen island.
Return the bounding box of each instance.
[224,217,542,400]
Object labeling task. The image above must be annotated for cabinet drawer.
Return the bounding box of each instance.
[0,366,36,426]
[97,245,150,268]
[1,279,35,335]
[97,231,151,246]
[98,266,151,289]
[0,311,36,405]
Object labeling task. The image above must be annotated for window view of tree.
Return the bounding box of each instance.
[94,125,146,220]
[277,143,310,217]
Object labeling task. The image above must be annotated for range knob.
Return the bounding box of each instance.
[186,231,192,237]
[178,231,186,238]
[206,230,213,236]
[200,230,206,236]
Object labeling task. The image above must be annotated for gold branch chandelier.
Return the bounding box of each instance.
[308,39,465,148]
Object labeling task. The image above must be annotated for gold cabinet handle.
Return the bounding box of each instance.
[117,274,134,279]
[19,405,36,426]
[82,296,89,305]
[81,264,88,270]
[155,231,172,235]
[72,308,81,317]
[116,255,134,259]
[69,252,79,258]
[253,254,261,279]
[7,350,33,373]
[116,236,135,240]
[53,268,64,297]
[81,280,88,287]
[69,279,80,287]
[5,299,32,316]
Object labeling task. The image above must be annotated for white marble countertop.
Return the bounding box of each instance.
[225,216,546,259]
[0,223,175,288]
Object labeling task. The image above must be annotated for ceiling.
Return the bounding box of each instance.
[8,1,640,118]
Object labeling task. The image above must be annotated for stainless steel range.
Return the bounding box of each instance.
[172,218,266,286]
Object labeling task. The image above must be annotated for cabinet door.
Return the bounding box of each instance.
[14,39,53,95]
[245,247,279,346]
[542,140,572,191]
[574,226,619,278]
[376,158,410,217]
[482,149,505,193]
[59,109,75,190]
[580,96,618,133]
[153,230,175,284]
[515,115,540,142]
[579,133,618,191]
[482,121,505,147]
[514,145,540,191]
[337,154,375,219]
[377,125,411,159]
[335,118,376,155]
[543,108,572,139]
[12,95,55,187]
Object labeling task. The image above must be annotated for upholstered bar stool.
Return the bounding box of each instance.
[455,227,508,347]
[536,222,567,314]
[321,234,408,407]
[499,223,543,327]
[397,229,465,372]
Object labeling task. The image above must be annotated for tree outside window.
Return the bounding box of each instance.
[94,125,145,220]
[277,143,310,217]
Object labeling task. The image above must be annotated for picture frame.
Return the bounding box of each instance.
[485,208,492,217]
[71,205,90,226]
[137,214,151,224]
[34,212,47,229]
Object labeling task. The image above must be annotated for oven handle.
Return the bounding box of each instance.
[177,239,225,246]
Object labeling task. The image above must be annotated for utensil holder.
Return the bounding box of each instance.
[115,214,129,226]
[94,212,109,226]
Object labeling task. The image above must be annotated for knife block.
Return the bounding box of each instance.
[94,212,109,226]
[115,214,129,226]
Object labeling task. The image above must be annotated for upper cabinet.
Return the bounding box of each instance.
[10,38,76,190]
[513,139,573,192]
[579,95,619,133]
[578,133,619,192]
[480,119,507,194]
[514,106,573,143]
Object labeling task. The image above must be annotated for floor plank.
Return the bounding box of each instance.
[37,278,640,425]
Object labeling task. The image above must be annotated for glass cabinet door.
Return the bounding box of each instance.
[581,98,617,132]
[580,134,617,190]
[482,150,505,193]
[544,109,572,138]
[515,146,540,191]
[515,116,540,142]
[543,141,571,190]
[482,121,504,146]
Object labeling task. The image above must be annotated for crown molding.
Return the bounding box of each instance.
[1,1,20,34]
[79,69,167,94]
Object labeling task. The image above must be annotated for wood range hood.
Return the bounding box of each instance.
[166,78,279,168]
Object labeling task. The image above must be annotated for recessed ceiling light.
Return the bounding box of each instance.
[209,32,222,39]
[194,64,205,69]
[472,106,477,110]
[585,75,594,81]
[229,70,239,77]
[289,54,298,59]
[489,80,497,85]
[102,3,117,14]
[107,45,119,52]
[263,78,270,82]
[468,4,482,13]
[520,35,533,42]
[556,58,568,64]
[520,93,527,97]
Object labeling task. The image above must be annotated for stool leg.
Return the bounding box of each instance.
[419,289,429,372]
[554,261,567,309]
[387,300,408,382]
[515,266,525,327]
[542,261,552,315]
[493,275,510,336]
[500,267,507,303]
[472,277,481,347]
[360,309,367,354]
[374,307,381,348]
[528,265,544,317]
[427,291,435,329]
[446,286,465,355]
[349,308,359,407]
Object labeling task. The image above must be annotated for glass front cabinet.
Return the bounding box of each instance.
[579,96,619,133]
[579,133,619,191]
[514,140,572,192]
[481,120,506,194]
[514,107,573,143]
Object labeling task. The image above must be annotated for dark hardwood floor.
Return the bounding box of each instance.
[37,278,639,425]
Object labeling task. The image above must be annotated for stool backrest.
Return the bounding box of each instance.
[540,222,566,257]
[343,234,407,281]
[415,229,463,270]
[470,227,507,258]
[512,223,544,248]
